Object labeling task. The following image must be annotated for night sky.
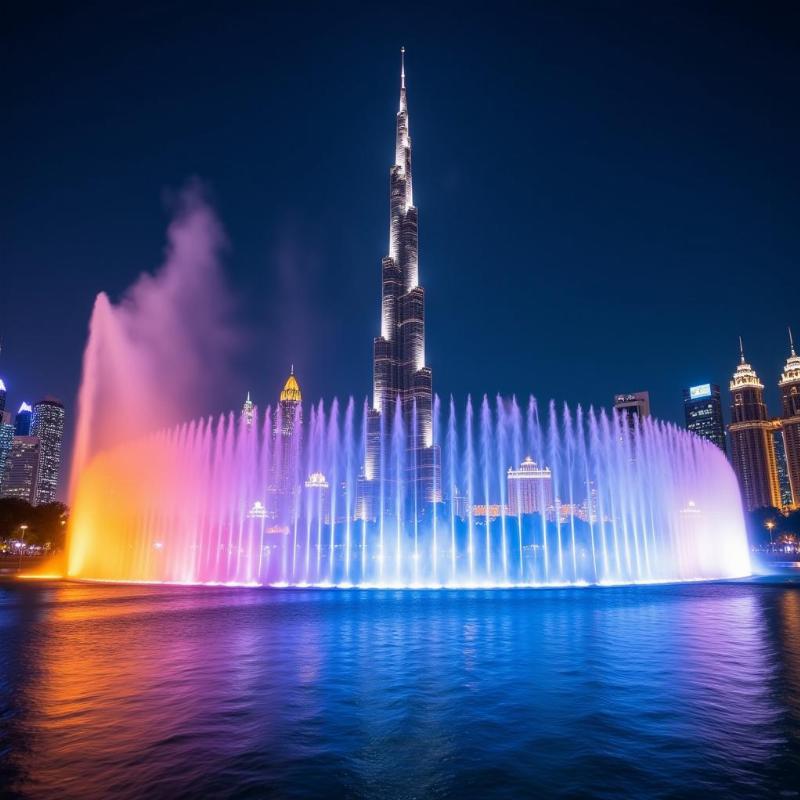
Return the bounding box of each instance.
[3,3,798,465]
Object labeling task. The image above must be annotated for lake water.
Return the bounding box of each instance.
[1,580,799,799]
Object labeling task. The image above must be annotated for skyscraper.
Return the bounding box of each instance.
[0,381,10,491]
[773,428,794,509]
[14,402,32,436]
[1,436,41,502]
[0,411,13,493]
[683,383,726,453]
[613,392,650,430]
[30,397,65,505]
[728,340,781,511]
[778,327,800,508]
[241,392,254,426]
[366,49,440,515]
[272,367,302,523]
[507,457,554,515]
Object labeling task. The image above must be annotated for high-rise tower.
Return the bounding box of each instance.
[0,380,11,493]
[366,49,440,515]
[272,367,302,524]
[728,339,781,510]
[31,397,65,505]
[778,327,800,508]
[241,392,255,426]
[14,402,32,436]
[683,383,726,453]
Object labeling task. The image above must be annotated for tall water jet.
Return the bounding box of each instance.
[69,184,236,578]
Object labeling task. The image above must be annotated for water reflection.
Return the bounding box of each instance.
[1,582,799,799]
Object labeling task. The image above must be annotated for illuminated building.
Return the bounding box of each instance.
[683,383,726,453]
[728,339,781,510]
[453,488,469,520]
[773,429,794,509]
[241,392,254,426]
[507,456,554,515]
[0,377,6,415]
[366,48,441,516]
[272,367,302,522]
[778,328,800,508]
[14,402,32,436]
[0,411,13,493]
[247,501,270,519]
[1,436,40,502]
[613,392,650,431]
[472,504,506,520]
[547,502,586,523]
[30,397,65,505]
[305,471,330,523]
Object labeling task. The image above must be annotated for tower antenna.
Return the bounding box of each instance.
[401,46,405,89]
[790,326,796,357]
[739,335,745,364]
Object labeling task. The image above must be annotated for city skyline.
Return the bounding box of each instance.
[3,4,798,466]
[3,8,800,799]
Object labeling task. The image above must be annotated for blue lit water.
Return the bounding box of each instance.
[1,580,799,799]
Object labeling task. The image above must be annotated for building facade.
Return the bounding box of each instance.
[365,49,440,516]
[0,411,13,493]
[507,456,554,515]
[271,368,302,524]
[778,329,800,508]
[683,383,726,453]
[728,342,781,510]
[1,436,41,502]
[30,397,65,505]
[613,392,650,431]
[773,428,794,509]
[241,392,255,427]
[14,402,32,436]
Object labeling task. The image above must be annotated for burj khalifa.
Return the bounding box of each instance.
[364,49,440,516]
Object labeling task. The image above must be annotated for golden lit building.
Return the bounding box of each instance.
[728,340,781,511]
[778,328,800,508]
[271,367,303,523]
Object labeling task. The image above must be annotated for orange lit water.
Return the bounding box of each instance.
[1,580,799,799]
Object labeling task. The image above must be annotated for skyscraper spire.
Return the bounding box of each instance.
[731,338,762,390]
[789,326,796,357]
[399,47,407,114]
[367,49,440,514]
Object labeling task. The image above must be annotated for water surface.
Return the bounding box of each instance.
[1,581,799,799]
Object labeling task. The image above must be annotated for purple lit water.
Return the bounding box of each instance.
[68,396,750,587]
[2,580,799,798]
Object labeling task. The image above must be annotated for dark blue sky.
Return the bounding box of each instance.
[2,2,798,443]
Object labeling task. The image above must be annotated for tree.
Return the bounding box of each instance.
[0,499,69,550]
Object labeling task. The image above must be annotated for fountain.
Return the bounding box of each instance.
[65,185,750,588]
[68,394,750,587]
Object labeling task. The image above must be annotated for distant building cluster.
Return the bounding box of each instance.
[0,378,65,505]
[615,334,799,514]
[240,367,304,532]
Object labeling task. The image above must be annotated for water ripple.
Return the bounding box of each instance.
[1,581,799,799]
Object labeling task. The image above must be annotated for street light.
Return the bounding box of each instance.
[765,520,775,547]
[18,524,28,572]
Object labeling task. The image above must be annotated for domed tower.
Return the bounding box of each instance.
[728,339,781,510]
[273,367,303,523]
[778,328,800,508]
